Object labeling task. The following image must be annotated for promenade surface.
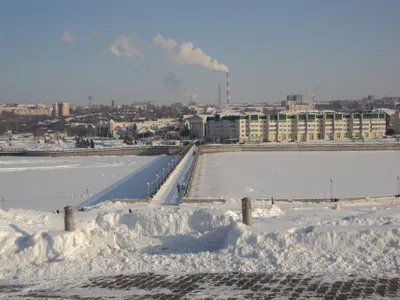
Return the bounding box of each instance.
[2,272,400,299]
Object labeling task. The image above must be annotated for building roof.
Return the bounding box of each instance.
[378,108,396,115]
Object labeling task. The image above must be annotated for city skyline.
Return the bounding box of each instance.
[1,0,400,105]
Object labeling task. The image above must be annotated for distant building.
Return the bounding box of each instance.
[111,100,115,107]
[60,103,70,117]
[287,95,303,103]
[0,104,52,116]
[53,102,70,117]
[103,118,176,138]
[284,94,313,111]
[186,115,208,138]
[52,103,59,117]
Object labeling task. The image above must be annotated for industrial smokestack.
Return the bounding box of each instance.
[227,72,230,104]
[219,83,221,105]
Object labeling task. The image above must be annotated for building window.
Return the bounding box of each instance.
[317,133,321,139]
[336,133,340,138]
[344,133,348,138]
[309,134,314,140]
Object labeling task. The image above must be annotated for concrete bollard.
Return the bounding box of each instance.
[64,206,75,232]
[241,197,252,226]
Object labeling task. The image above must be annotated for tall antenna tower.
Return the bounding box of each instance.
[218,84,221,105]
[88,96,93,110]
[313,95,316,111]
[308,89,316,111]
[227,72,230,104]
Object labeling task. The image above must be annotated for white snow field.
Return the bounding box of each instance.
[190,151,400,200]
[0,155,166,210]
[1,197,400,287]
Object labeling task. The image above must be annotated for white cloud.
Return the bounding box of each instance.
[60,30,75,43]
[107,36,143,58]
[152,34,228,72]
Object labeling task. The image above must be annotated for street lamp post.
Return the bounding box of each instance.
[146,182,150,199]
[163,168,165,182]
[397,176,400,197]
[330,179,333,202]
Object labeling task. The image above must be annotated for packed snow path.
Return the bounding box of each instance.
[151,145,197,205]
[78,155,171,208]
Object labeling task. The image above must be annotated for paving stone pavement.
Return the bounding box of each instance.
[2,273,400,299]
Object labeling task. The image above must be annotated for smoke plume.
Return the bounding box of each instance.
[152,34,228,72]
[153,34,177,49]
[164,72,182,92]
[107,36,143,58]
[185,91,198,104]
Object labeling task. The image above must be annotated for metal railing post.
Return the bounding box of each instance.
[64,206,75,232]
[241,197,252,226]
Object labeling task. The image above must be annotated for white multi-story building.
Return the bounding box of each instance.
[205,111,387,142]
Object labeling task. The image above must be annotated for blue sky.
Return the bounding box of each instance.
[1,0,400,105]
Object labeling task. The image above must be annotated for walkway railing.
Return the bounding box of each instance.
[143,143,194,200]
[183,147,200,198]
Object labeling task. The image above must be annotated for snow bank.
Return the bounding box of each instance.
[95,208,238,236]
[0,208,239,281]
[223,222,400,274]
[252,204,283,218]
[2,202,400,284]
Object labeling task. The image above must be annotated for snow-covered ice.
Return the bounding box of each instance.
[190,151,400,199]
[0,156,162,210]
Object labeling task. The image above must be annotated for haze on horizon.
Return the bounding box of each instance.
[1,0,400,105]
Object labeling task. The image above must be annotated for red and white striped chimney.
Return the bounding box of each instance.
[227,72,230,104]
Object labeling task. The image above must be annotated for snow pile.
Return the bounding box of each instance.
[2,201,400,284]
[95,208,238,236]
[252,204,283,218]
[224,222,400,274]
[0,208,239,281]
